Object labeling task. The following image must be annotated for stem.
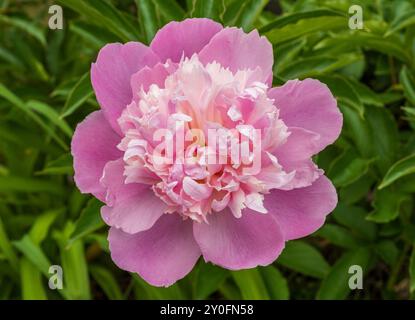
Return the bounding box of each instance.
[387,242,411,291]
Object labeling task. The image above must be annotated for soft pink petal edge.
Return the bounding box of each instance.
[91,42,159,135]
[199,27,274,84]
[193,209,285,270]
[71,111,122,202]
[108,214,201,287]
[266,175,338,240]
[150,18,223,63]
[100,159,166,234]
[268,78,343,153]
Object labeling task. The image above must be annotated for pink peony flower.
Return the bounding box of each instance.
[71,18,342,287]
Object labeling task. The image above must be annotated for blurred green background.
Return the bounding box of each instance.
[0,0,415,300]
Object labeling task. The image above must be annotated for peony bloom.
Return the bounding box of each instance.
[71,18,342,287]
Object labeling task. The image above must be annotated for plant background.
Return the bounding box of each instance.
[0,0,415,300]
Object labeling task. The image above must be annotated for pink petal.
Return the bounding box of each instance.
[71,111,122,202]
[100,159,165,234]
[193,209,284,270]
[130,62,172,101]
[279,159,323,190]
[182,177,212,201]
[265,175,337,240]
[268,79,343,152]
[150,18,222,63]
[199,27,273,84]
[272,127,323,190]
[245,193,267,213]
[91,42,159,134]
[275,127,321,160]
[108,214,201,287]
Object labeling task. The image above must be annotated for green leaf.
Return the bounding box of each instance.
[69,198,104,246]
[273,38,305,70]
[13,33,49,81]
[61,72,94,118]
[329,148,373,187]
[222,0,249,26]
[190,0,225,21]
[58,0,140,42]
[193,262,229,299]
[218,280,242,299]
[54,222,91,300]
[27,100,73,137]
[136,0,159,43]
[0,45,25,69]
[339,104,373,158]
[404,106,415,123]
[366,106,399,175]
[20,258,47,300]
[367,188,409,223]
[0,84,67,149]
[374,240,399,266]
[278,53,362,80]
[259,266,289,300]
[265,16,347,45]
[232,268,270,299]
[317,247,372,300]
[0,175,64,195]
[69,21,118,49]
[333,204,377,241]
[410,246,415,294]
[379,154,415,189]
[151,0,185,21]
[0,216,18,268]
[259,9,345,33]
[36,153,73,176]
[315,33,412,65]
[277,241,330,279]
[89,265,123,300]
[386,9,415,36]
[0,15,46,46]
[317,75,364,118]
[46,27,65,78]
[345,78,383,107]
[239,0,269,31]
[29,209,62,245]
[340,173,375,205]
[13,235,51,277]
[315,224,360,249]
[400,66,415,106]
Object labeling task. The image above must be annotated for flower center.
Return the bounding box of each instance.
[117,55,293,222]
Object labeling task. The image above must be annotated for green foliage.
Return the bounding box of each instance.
[0,0,414,300]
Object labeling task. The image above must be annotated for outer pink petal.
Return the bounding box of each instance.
[100,159,165,234]
[265,175,338,240]
[108,214,201,287]
[274,127,321,160]
[71,111,122,202]
[91,42,159,134]
[199,27,273,84]
[268,79,343,152]
[150,18,222,63]
[279,159,323,190]
[273,127,323,190]
[193,209,284,270]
